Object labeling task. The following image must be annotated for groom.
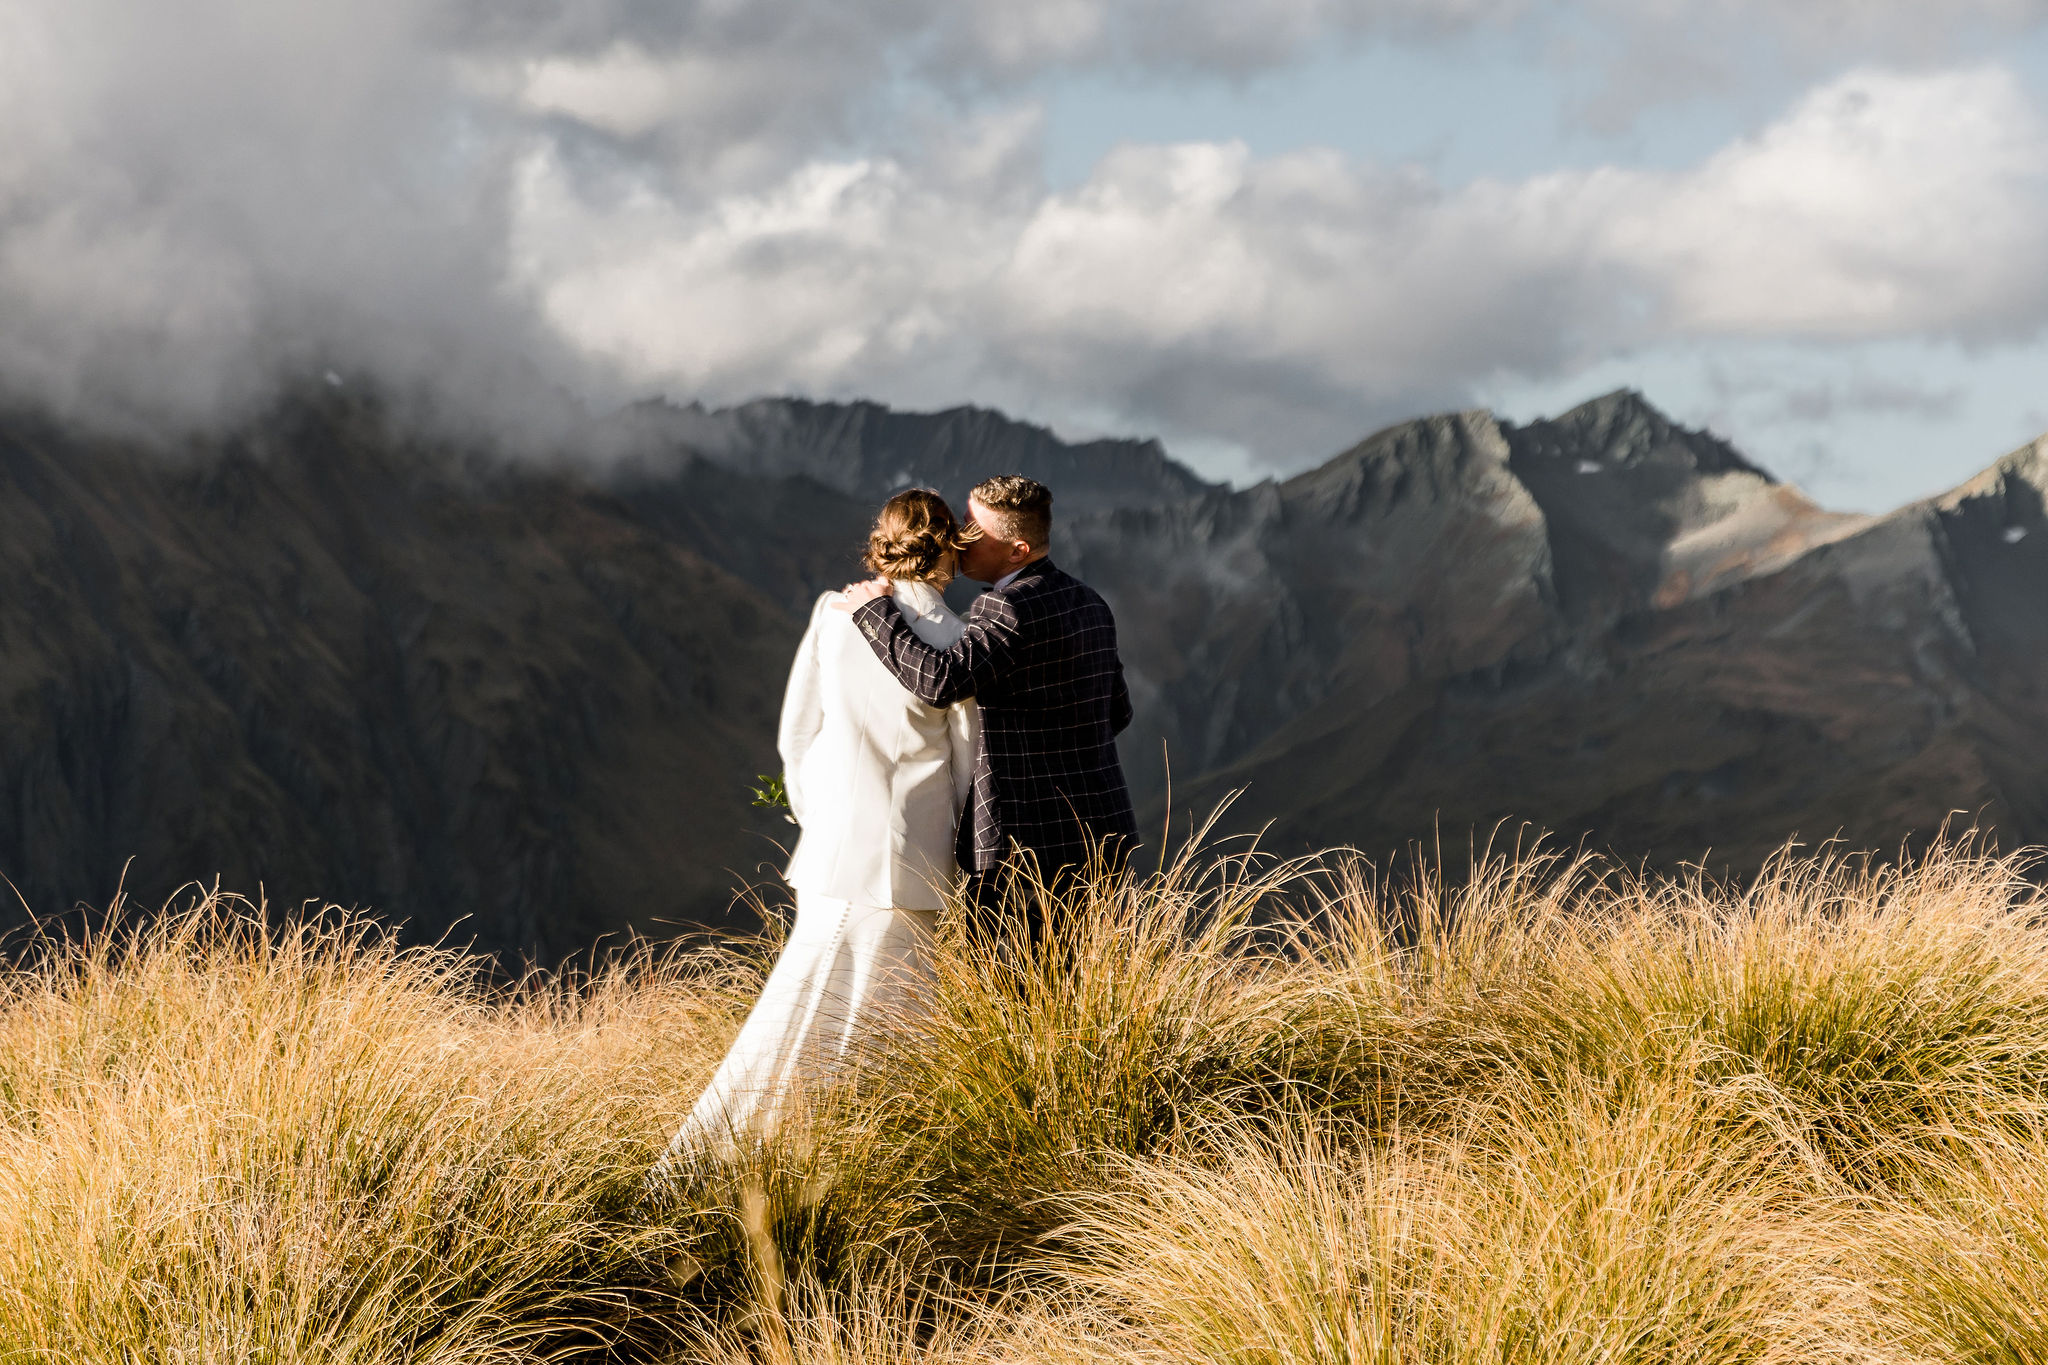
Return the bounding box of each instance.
[841,475,1137,941]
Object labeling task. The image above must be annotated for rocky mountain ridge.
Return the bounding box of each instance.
[2,385,2042,956]
[1137,395,2046,872]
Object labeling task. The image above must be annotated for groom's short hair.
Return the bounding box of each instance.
[971,475,1052,549]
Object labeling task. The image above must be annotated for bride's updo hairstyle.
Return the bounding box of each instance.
[863,488,981,582]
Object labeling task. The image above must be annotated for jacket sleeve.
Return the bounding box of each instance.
[776,592,832,827]
[1110,659,1133,735]
[852,590,1024,707]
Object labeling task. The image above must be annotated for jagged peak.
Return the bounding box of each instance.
[606,392,1217,513]
[1288,407,1507,477]
[1514,389,1773,482]
[648,393,1170,459]
[1275,392,1790,514]
[1271,409,1522,525]
[1929,431,2048,512]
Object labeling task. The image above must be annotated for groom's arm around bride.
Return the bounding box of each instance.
[843,476,1138,941]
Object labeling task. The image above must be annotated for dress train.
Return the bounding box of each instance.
[657,891,938,1168]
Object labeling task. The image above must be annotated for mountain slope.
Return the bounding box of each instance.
[3,384,2045,954]
[0,389,1224,955]
[1163,399,2040,871]
[0,394,799,957]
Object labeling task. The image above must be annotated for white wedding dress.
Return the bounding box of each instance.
[657,578,978,1167]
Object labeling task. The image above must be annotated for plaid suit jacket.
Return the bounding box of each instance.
[852,558,1137,878]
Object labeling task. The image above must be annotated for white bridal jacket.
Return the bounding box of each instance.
[778,579,979,910]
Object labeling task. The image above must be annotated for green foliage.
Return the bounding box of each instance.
[751,772,791,811]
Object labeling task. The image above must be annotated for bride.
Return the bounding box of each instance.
[656,489,981,1168]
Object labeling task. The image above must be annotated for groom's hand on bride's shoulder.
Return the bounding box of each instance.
[833,578,894,612]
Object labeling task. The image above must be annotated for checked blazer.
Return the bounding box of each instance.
[852,558,1137,880]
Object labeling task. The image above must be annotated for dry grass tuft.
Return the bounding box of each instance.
[0,888,751,1361]
[4,835,2048,1360]
[1045,1081,1863,1365]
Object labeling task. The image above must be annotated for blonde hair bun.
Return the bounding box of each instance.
[863,488,981,581]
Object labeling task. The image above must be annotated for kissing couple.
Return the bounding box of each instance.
[658,475,1138,1167]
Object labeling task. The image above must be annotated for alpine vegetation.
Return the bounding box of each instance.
[2,834,2046,1361]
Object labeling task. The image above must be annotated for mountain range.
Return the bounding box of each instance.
[3,384,2042,957]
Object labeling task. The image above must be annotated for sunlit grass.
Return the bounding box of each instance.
[3,834,2047,1360]
[0,895,751,1361]
[1042,1080,1859,1365]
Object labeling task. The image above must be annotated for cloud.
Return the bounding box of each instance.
[2,0,2048,466]
[1607,69,2048,339]
[524,64,2048,464]
[0,0,603,440]
[4,0,1507,440]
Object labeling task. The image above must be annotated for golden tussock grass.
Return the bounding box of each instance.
[4,832,2048,1362]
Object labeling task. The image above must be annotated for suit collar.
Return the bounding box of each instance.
[992,557,1056,594]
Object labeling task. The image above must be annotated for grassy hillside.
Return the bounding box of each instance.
[5,834,2048,1361]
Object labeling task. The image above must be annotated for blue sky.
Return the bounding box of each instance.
[6,0,2048,513]
[1039,32,1741,189]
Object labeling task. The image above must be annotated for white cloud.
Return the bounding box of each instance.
[1608,68,2048,338]
[521,63,2048,463]
[3,0,2048,470]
